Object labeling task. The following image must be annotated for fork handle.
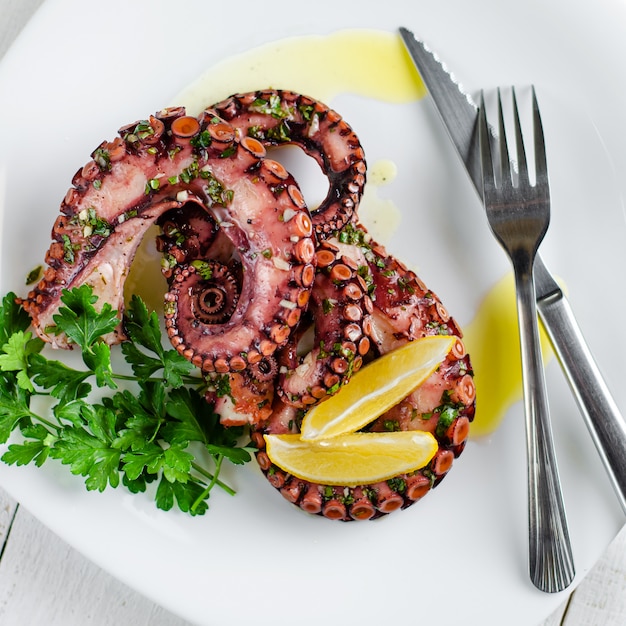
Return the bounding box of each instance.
[515,266,576,592]
[537,290,626,513]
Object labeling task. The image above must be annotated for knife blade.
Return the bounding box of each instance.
[399,26,626,513]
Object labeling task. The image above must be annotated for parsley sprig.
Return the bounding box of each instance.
[0,286,252,516]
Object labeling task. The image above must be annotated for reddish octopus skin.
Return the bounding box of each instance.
[23,90,476,520]
[276,238,373,408]
[152,91,372,421]
[253,222,476,521]
[211,89,367,239]
[157,89,366,270]
[21,107,317,377]
[144,93,475,517]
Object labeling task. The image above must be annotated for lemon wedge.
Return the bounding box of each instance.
[264,431,438,486]
[300,335,455,441]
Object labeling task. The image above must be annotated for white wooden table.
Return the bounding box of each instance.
[1,1,626,624]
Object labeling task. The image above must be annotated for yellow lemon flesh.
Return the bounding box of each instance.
[264,431,438,486]
[300,335,456,441]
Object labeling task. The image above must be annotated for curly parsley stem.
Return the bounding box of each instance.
[111,373,203,385]
[191,457,235,497]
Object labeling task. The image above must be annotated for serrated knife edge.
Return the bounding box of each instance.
[399,27,482,194]
[399,27,477,108]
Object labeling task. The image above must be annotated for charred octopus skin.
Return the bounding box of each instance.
[23,91,475,522]
[253,222,476,521]
[212,89,367,239]
[156,89,367,273]
[276,239,373,408]
[153,90,373,420]
[21,107,316,377]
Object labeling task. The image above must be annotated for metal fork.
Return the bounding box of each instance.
[478,87,575,593]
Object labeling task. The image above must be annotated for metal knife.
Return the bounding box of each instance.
[399,26,626,514]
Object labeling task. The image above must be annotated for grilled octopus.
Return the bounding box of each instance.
[21,89,475,521]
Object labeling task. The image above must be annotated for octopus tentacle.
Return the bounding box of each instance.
[299,484,323,515]
[22,108,316,372]
[254,222,475,521]
[211,89,366,239]
[348,487,377,521]
[276,239,372,408]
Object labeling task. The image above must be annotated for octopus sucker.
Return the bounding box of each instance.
[24,90,475,522]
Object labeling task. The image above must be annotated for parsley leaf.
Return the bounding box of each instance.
[50,402,122,492]
[83,341,116,390]
[124,295,162,352]
[51,424,122,491]
[0,285,252,516]
[206,443,251,466]
[52,285,119,349]
[2,424,53,467]
[0,330,43,392]
[155,476,209,515]
[29,354,92,402]
[122,294,194,387]
[0,292,31,344]
[163,386,213,444]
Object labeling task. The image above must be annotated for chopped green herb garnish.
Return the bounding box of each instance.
[267,121,291,142]
[190,130,213,150]
[434,391,465,439]
[180,160,200,184]
[219,144,237,158]
[298,103,315,122]
[387,477,407,493]
[93,147,111,171]
[250,94,290,119]
[383,419,400,432]
[71,207,111,239]
[25,266,42,286]
[145,178,161,194]
[247,125,264,140]
[212,374,232,399]
[61,234,79,264]
[191,259,214,280]
[338,222,368,246]
[397,275,415,294]
[200,168,233,206]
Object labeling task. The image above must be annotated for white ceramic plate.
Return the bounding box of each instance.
[1,0,626,624]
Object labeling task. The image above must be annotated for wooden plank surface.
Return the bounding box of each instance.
[0,488,191,625]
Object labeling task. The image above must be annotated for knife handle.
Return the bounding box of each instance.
[537,291,626,514]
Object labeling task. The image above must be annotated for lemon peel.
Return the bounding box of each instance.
[264,431,438,486]
[300,335,455,441]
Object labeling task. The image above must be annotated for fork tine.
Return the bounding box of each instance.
[531,86,549,189]
[478,86,573,592]
[496,89,512,189]
[511,87,529,187]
